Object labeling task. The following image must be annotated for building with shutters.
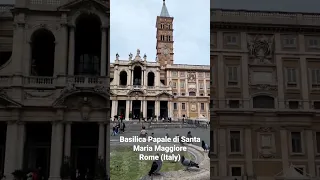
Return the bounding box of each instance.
[211,8,320,180]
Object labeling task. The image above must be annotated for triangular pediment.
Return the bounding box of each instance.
[58,0,109,12]
[0,93,22,108]
[52,87,109,107]
[129,60,144,66]
[127,90,144,97]
[156,91,173,98]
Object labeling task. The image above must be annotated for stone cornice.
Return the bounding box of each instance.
[211,9,320,32]
[211,22,320,33]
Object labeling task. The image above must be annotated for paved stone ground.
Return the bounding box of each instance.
[140,143,210,180]
[110,124,210,179]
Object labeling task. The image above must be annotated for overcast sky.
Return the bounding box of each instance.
[110,0,210,65]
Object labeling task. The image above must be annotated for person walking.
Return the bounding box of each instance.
[140,126,147,138]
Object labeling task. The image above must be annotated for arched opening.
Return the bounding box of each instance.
[189,92,196,96]
[31,28,55,76]
[75,13,102,76]
[133,66,142,85]
[253,95,275,108]
[147,72,155,86]
[119,71,127,86]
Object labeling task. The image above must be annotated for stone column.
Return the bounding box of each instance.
[140,100,143,117]
[64,122,71,157]
[98,123,105,158]
[12,23,24,75]
[60,22,68,75]
[131,71,134,85]
[143,100,147,118]
[245,128,253,176]
[125,100,130,120]
[16,122,26,169]
[178,104,181,118]
[299,34,309,109]
[155,101,159,118]
[54,23,68,76]
[24,41,32,75]
[217,54,225,108]
[218,128,227,177]
[68,26,75,75]
[101,26,107,76]
[49,121,64,180]
[197,102,201,118]
[105,122,110,175]
[114,100,118,117]
[144,71,148,87]
[141,70,144,86]
[280,129,289,174]
[127,70,131,86]
[156,69,160,87]
[275,33,285,109]
[111,100,117,119]
[241,32,249,109]
[4,121,19,179]
[206,103,209,119]
[168,101,172,118]
[306,130,315,176]
[300,56,309,109]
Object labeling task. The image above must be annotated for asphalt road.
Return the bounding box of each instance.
[110,127,210,147]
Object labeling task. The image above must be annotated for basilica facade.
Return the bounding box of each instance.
[110,1,210,121]
[0,0,109,180]
[211,9,320,179]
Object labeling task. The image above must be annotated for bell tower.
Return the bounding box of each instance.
[156,0,174,66]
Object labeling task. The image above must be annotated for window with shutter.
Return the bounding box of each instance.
[227,66,238,86]
[287,68,297,88]
[311,69,320,89]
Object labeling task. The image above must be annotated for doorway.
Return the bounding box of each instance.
[160,101,168,118]
[132,100,141,119]
[147,101,155,119]
[73,147,97,177]
[24,123,51,179]
[71,123,98,178]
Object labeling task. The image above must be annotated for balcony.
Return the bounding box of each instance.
[110,84,172,92]
[67,76,106,88]
[0,75,108,88]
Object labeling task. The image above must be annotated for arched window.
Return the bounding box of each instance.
[147,72,155,86]
[74,13,102,76]
[253,95,275,108]
[119,71,127,86]
[189,92,196,96]
[30,28,55,76]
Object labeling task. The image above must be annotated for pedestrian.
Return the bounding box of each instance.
[165,133,169,138]
[187,131,193,144]
[140,126,147,138]
[122,122,126,132]
[111,125,116,136]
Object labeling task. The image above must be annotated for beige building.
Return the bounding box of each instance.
[211,9,320,180]
[110,1,210,120]
[0,0,110,180]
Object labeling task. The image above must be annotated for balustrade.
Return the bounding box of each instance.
[0,75,107,88]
